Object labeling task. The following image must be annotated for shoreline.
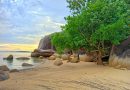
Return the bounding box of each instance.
[0,59,130,90]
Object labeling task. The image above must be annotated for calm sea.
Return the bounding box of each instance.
[0,51,42,70]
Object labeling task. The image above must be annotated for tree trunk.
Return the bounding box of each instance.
[97,50,104,65]
[110,45,115,56]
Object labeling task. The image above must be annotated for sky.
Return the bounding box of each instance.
[0,0,69,51]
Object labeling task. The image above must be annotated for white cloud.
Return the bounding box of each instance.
[35,16,64,33]
[0,0,68,51]
[13,16,64,44]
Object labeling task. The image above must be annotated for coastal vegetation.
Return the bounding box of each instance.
[1,0,130,89]
[51,0,130,64]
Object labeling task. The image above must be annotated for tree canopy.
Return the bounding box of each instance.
[51,0,130,64]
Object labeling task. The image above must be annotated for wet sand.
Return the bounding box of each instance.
[0,59,130,90]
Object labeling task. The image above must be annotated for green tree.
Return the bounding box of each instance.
[66,0,87,15]
[51,28,86,54]
[51,0,129,65]
[64,0,129,64]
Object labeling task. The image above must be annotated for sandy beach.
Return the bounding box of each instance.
[0,59,130,90]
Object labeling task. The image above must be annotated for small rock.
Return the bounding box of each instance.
[48,55,56,60]
[3,55,13,60]
[10,69,19,73]
[33,49,39,53]
[67,60,70,63]
[0,70,9,81]
[70,57,79,63]
[3,58,7,60]
[39,56,44,59]
[31,52,40,57]
[16,57,30,60]
[0,65,9,71]
[54,59,63,66]
[22,63,33,66]
[61,54,69,60]
[79,55,93,62]
[115,65,122,69]
[127,66,130,70]
[120,68,127,70]
[53,53,61,58]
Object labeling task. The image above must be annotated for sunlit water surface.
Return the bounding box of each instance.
[0,51,43,70]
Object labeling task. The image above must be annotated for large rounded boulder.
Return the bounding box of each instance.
[31,34,56,57]
[0,70,9,81]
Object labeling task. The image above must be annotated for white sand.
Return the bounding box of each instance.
[0,59,130,90]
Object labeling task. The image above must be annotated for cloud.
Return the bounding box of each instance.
[35,16,64,33]
[0,16,64,45]
[15,16,64,44]
[0,0,69,51]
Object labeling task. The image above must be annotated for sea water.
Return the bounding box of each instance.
[0,51,42,70]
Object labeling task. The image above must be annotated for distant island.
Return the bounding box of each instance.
[0,51,31,53]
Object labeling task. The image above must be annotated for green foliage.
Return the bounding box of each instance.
[51,29,86,54]
[66,0,129,50]
[66,0,87,15]
[51,0,129,54]
[125,0,130,4]
[91,19,128,45]
[84,0,129,46]
[51,32,67,54]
